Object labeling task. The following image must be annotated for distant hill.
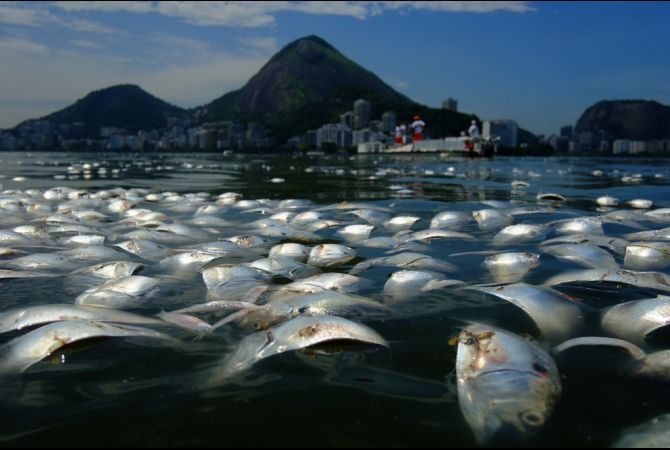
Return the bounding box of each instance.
[200,35,477,141]
[575,100,670,140]
[17,84,184,138]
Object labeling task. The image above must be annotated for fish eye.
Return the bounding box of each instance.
[253,322,263,330]
[465,336,477,345]
[533,363,548,373]
[298,307,308,314]
[520,410,544,427]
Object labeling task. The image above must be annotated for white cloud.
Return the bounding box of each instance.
[0,37,47,53]
[70,39,101,49]
[53,1,155,13]
[46,1,535,28]
[0,32,269,128]
[0,3,117,33]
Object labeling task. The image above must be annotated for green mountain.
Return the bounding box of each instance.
[200,35,477,141]
[20,84,184,138]
[575,100,670,140]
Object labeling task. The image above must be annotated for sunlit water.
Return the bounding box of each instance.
[1,152,670,447]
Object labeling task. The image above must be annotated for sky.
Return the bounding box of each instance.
[0,1,669,136]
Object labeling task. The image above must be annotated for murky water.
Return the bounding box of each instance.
[2,152,670,447]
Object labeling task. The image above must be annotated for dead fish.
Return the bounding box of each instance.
[472,209,513,231]
[597,195,619,207]
[601,296,670,346]
[552,336,645,360]
[404,229,476,243]
[612,414,670,448]
[536,192,566,202]
[493,224,548,245]
[540,234,629,256]
[0,269,60,280]
[383,216,420,232]
[245,257,320,280]
[307,244,356,268]
[0,303,163,333]
[553,217,604,235]
[268,273,372,300]
[75,275,161,309]
[628,199,653,209]
[456,324,561,445]
[336,224,374,242]
[484,252,540,283]
[2,253,81,273]
[625,242,670,270]
[0,319,170,373]
[69,260,144,279]
[625,227,670,242]
[218,291,393,331]
[350,252,456,275]
[542,243,619,269]
[544,268,670,294]
[467,283,584,344]
[430,211,473,230]
[346,208,390,225]
[268,243,311,261]
[383,270,463,303]
[156,311,213,334]
[208,315,388,382]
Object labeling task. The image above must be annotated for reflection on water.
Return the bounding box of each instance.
[1,152,670,447]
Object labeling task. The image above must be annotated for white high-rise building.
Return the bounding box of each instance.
[442,98,458,111]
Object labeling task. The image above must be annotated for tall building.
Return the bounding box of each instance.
[442,97,458,111]
[483,120,519,148]
[381,111,396,133]
[560,125,573,139]
[340,111,354,128]
[353,99,371,129]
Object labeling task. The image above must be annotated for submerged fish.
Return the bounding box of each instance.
[456,324,561,445]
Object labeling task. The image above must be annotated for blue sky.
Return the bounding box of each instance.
[0,1,668,136]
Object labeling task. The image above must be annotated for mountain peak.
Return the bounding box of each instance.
[27,84,185,137]
[203,35,416,137]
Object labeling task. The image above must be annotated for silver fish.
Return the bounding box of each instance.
[601,296,670,346]
[307,244,356,268]
[350,252,456,275]
[493,224,548,245]
[624,242,670,270]
[383,270,463,303]
[456,324,561,445]
[0,319,170,373]
[484,252,540,283]
[209,315,388,382]
[542,243,618,269]
[544,268,670,294]
[0,303,162,333]
[75,275,161,308]
[467,283,584,344]
[472,209,513,231]
[268,243,311,261]
[245,257,321,280]
[613,414,670,448]
[430,211,473,230]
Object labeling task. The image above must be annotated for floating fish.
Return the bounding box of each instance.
[467,283,584,344]
[484,252,540,283]
[456,324,561,445]
[601,296,670,346]
[0,319,170,373]
[208,315,388,382]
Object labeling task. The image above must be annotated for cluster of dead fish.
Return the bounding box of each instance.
[3,185,670,445]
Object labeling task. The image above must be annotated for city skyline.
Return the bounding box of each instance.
[0,1,668,136]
